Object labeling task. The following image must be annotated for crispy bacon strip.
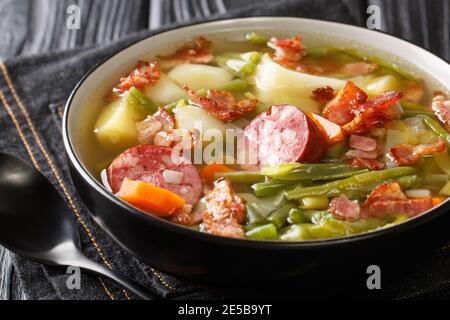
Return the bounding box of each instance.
[159,36,213,69]
[311,86,335,103]
[388,144,417,166]
[362,182,433,218]
[201,178,245,239]
[295,61,341,75]
[342,91,403,134]
[364,182,407,207]
[328,194,361,221]
[170,204,194,226]
[340,62,379,77]
[116,60,160,91]
[345,149,378,160]
[365,198,433,218]
[153,107,176,131]
[348,157,386,170]
[348,134,377,152]
[388,139,446,166]
[431,92,450,131]
[136,116,163,145]
[404,81,425,103]
[136,107,176,145]
[322,81,368,126]
[268,36,304,68]
[154,128,200,151]
[296,61,377,77]
[184,85,257,122]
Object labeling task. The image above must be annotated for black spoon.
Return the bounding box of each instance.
[0,152,157,300]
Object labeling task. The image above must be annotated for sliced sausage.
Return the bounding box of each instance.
[107,145,202,205]
[243,105,327,166]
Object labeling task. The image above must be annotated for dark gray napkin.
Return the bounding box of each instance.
[1,0,450,300]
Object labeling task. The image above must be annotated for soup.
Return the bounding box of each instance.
[88,32,450,241]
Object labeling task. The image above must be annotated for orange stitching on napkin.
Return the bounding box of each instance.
[98,277,117,300]
[0,90,41,170]
[150,267,175,291]
[1,89,115,300]
[0,62,123,300]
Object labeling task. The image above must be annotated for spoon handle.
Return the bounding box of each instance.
[76,256,159,300]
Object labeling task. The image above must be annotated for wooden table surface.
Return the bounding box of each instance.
[0,0,449,300]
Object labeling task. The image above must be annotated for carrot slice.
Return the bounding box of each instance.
[117,178,185,217]
[200,164,235,182]
[307,112,344,145]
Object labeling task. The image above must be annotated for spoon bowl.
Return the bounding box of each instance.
[0,152,80,264]
[0,152,156,300]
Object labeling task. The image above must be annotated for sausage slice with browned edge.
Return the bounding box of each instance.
[243,105,327,166]
[107,145,202,205]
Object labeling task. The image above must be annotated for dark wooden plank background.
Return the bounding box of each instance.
[0,0,449,61]
[0,0,449,300]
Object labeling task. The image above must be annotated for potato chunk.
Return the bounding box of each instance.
[144,74,185,105]
[173,104,227,137]
[253,54,345,113]
[95,93,147,151]
[168,64,233,90]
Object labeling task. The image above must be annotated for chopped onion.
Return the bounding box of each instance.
[405,189,432,198]
[162,169,184,185]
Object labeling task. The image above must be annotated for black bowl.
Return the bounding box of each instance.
[62,17,450,287]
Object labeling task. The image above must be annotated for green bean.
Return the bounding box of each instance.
[252,180,297,197]
[245,32,268,44]
[286,167,417,200]
[215,53,261,76]
[401,101,429,111]
[339,48,419,81]
[197,79,249,96]
[417,156,435,174]
[305,47,419,81]
[419,115,450,148]
[262,163,368,181]
[309,211,332,224]
[267,202,297,229]
[342,174,422,200]
[281,217,391,241]
[128,87,158,114]
[214,171,265,184]
[396,175,423,189]
[245,223,278,240]
[165,99,185,113]
[279,224,312,241]
[287,209,310,224]
[245,203,265,226]
[299,196,329,210]
[325,141,346,159]
[404,110,434,118]
[261,163,303,176]
[306,218,389,239]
